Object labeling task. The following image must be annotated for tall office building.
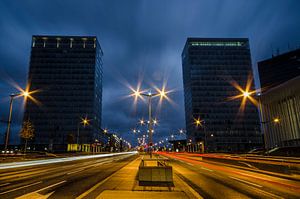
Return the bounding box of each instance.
[182,38,262,152]
[23,35,103,151]
[258,49,300,149]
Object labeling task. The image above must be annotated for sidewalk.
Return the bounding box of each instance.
[93,155,202,199]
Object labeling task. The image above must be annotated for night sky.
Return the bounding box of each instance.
[0,0,299,145]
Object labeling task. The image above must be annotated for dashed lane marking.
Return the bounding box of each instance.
[0,181,42,195]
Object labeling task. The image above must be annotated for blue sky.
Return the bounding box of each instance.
[0,0,299,145]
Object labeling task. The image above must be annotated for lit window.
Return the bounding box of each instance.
[82,38,87,48]
[32,37,36,47]
[42,37,47,48]
[56,38,61,48]
[70,38,74,48]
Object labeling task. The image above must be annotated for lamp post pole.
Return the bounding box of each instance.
[4,93,23,152]
[77,122,80,146]
[77,117,89,151]
[257,94,268,149]
[140,92,160,158]
[204,121,207,153]
[148,95,153,148]
[132,87,169,158]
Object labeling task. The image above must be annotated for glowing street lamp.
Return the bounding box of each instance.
[194,118,203,127]
[4,88,36,152]
[130,86,169,152]
[273,118,280,123]
[139,119,145,125]
[77,116,90,145]
[228,74,284,149]
[194,117,209,152]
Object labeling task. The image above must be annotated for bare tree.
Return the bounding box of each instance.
[20,120,35,154]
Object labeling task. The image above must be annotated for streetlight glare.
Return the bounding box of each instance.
[81,117,90,127]
[22,91,29,97]
[134,90,141,97]
[243,91,250,97]
[194,117,203,127]
[139,119,145,125]
[228,74,258,114]
[273,118,280,123]
[159,89,166,98]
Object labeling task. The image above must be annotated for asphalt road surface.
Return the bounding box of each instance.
[159,152,300,199]
[0,152,137,199]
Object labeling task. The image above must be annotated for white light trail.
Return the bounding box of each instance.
[0,151,138,170]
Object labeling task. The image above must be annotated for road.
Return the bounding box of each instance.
[0,152,137,199]
[158,152,300,199]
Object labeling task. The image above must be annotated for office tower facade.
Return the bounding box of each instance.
[23,35,103,151]
[258,49,300,92]
[258,49,300,149]
[182,38,262,152]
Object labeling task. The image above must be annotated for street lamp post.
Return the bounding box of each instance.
[132,88,168,157]
[194,117,207,153]
[140,92,158,157]
[4,91,29,152]
[230,87,281,150]
[77,117,89,150]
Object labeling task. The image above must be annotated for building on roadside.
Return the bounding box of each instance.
[107,133,121,152]
[23,35,104,152]
[258,49,300,149]
[181,38,262,152]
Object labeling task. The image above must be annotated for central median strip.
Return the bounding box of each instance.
[0,151,138,170]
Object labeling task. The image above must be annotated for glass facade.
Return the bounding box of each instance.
[24,35,104,151]
[182,38,262,152]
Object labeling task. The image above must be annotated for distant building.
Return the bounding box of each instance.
[23,35,104,151]
[258,49,300,92]
[107,133,121,152]
[181,38,262,152]
[258,49,300,149]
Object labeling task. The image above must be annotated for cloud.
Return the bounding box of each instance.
[0,0,299,145]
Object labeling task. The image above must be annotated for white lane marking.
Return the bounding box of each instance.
[35,180,66,192]
[0,151,138,170]
[0,182,10,187]
[230,176,262,188]
[16,180,66,199]
[0,181,42,195]
[201,167,213,172]
[92,161,112,167]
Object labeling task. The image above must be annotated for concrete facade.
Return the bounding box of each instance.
[261,76,300,149]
